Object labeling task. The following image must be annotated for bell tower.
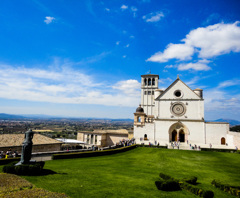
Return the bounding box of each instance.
[141,74,159,115]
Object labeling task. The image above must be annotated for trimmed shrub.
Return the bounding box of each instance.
[0,157,20,165]
[212,179,240,197]
[183,176,198,185]
[180,182,214,198]
[161,180,181,191]
[155,180,163,190]
[155,180,180,191]
[203,190,214,198]
[52,145,137,160]
[3,161,45,176]
[157,173,213,198]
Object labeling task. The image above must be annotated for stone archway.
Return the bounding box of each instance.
[169,122,189,143]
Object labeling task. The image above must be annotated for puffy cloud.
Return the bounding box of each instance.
[121,5,128,10]
[112,80,141,97]
[0,63,140,107]
[44,16,55,24]
[177,60,211,71]
[147,44,194,62]
[184,21,240,58]
[147,21,240,63]
[142,11,164,22]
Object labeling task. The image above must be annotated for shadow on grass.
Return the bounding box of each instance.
[36,169,67,176]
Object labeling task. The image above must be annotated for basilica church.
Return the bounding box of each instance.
[134,74,239,149]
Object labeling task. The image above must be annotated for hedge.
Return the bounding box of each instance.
[137,144,168,149]
[0,157,20,165]
[201,148,237,153]
[52,145,137,160]
[157,173,214,198]
[212,180,240,197]
[3,161,45,176]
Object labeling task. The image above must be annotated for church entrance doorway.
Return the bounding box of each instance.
[179,130,185,142]
[172,130,177,141]
[169,122,189,143]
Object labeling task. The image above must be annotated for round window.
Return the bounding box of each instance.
[174,90,182,98]
[171,102,186,117]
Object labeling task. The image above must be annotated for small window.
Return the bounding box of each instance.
[144,91,147,95]
[144,78,147,86]
[152,78,155,85]
[152,91,154,95]
[144,134,148,140]
[148,78,151,86]
[148,91,151,95]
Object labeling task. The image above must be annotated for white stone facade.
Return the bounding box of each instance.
[134,74,238,149]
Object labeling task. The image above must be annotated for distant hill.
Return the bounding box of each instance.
[0,113,25,120]
[214,119,240,126]
[0,113,133,122]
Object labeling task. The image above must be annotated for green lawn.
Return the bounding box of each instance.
[1,147,240,198]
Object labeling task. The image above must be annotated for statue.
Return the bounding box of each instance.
[16,129,34,165]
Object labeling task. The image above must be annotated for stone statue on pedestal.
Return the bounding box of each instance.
[16,129,34,165]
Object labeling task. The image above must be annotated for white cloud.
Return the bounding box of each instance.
[218,80,240,88]
[143,11,164,22]
[105,8,110,12]
[147,43,194,62]
[112,80,141,97]
[44,16,55,24]
[0,62,140,107]
[122,55,126,58]
[121,5,128,10]
[131,7,138,12]
[125,44,130,48]
[116,41,120,45]
[178,60,211,71]
[147,21,240,63]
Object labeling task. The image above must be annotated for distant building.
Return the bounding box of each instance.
[0,134,62,153]
[134,74,240,149]
[77,129,132,147]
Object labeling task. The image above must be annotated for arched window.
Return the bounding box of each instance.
[144,134,148,140]
[152,78,155,85]
[148,78,151,86]
[137,117,141,122]
[144,78,147,86]
[179,130,185,142]
[221,137,226,145]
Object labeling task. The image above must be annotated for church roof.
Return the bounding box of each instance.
[155,76,202,100]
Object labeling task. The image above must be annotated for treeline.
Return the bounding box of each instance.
[230,125,240,132]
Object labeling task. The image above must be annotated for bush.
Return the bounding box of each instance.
[52,145,137,160]
[157,173,214,197]
[3,161,45,176]
[0,157,20,165]
[203,190,214,198]
[212,179,240,197]
[161,180,181,191]
[183,176,198,185]
[155,180,180,191]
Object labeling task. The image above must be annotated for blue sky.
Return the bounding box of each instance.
[0,0,240,120]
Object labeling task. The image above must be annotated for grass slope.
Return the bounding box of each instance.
[2,148,240,198]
